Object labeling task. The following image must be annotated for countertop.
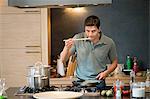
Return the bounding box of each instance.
[50,75,146,86]
[5,87,150,99]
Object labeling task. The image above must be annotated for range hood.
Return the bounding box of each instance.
[8,0,112,8]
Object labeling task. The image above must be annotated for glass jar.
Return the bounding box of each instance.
[0,78,7,98]
[132,82,145,98]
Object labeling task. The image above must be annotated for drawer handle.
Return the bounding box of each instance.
[25,51,41,53]
[25,46,40,47]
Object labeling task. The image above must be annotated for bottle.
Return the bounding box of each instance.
[130,70,135,93]
[132,56,139,73]
[126,55,132,70]
[115,79,122,99]
[133,56,137,63]
[0,78,7,99]
[0,91,7,99]
[133,62,138,73]
[145,69,150,92]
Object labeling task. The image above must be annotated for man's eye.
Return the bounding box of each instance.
[92,30,96,33]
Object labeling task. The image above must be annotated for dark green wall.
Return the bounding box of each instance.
[50,0,149,69]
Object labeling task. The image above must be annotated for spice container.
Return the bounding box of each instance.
[132,82,145,98]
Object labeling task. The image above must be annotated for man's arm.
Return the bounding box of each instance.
[60,46,71,63]
[96,58,118,80]
[60,38,74,63]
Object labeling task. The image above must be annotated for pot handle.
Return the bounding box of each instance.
[34,61,43,67]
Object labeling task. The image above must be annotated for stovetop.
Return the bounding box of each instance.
[17,85,102,94]
[15,80,111,96]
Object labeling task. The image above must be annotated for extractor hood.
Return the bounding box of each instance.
[8,0,112,8]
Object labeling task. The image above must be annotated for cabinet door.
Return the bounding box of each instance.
[0,49,2,77]
[1,49,41,87]
[0,14,41,48]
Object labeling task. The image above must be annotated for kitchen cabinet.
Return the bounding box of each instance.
[0,0,46,88]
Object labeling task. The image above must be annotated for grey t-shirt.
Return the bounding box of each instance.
[70,32,117,80]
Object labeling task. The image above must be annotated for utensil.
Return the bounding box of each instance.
[63,38,91,42]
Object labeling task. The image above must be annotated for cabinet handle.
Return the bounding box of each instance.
[25,51,41,53]
[25,46,40,47]
[24,10,40,13]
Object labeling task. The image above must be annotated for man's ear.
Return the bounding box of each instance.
[98,27,101,32]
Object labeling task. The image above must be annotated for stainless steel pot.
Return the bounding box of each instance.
[27,75,49,89]
[27,75,35,88]
[41,76,49,88]
[34,75,42,89]
[41,65,50,77]
[27,63,50,89]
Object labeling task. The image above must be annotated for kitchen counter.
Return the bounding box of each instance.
[50,75,146,87]
[5,87,150,99]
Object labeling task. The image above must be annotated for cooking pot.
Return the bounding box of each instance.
[27,62,43,76]
[27,74,50,89]
[27,62,50,89]
[41,65,50,77]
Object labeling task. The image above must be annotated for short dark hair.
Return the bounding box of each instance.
[84,15,100,29]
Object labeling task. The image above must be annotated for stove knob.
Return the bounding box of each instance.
[35,89,39,93]
[28,88,34,93]
[91,88,97,92]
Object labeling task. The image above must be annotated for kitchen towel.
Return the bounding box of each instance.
[57,59,65,76]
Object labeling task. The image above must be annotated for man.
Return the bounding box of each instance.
[60,15,118,87]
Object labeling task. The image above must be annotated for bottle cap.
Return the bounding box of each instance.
[127,55,130,58]
[134,62,137,65]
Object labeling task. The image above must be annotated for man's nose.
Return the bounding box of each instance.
[88,32,93,36]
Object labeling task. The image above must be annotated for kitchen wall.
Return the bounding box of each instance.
[50,0,149,69]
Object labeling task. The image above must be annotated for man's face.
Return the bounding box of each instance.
[85,26,100,41]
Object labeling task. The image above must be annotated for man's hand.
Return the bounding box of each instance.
[65,38,74,49]
[96,71,108,80]
[96,58,118,80]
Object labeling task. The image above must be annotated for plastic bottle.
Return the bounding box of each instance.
[115,79,122,99]
[126,55,132,70]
